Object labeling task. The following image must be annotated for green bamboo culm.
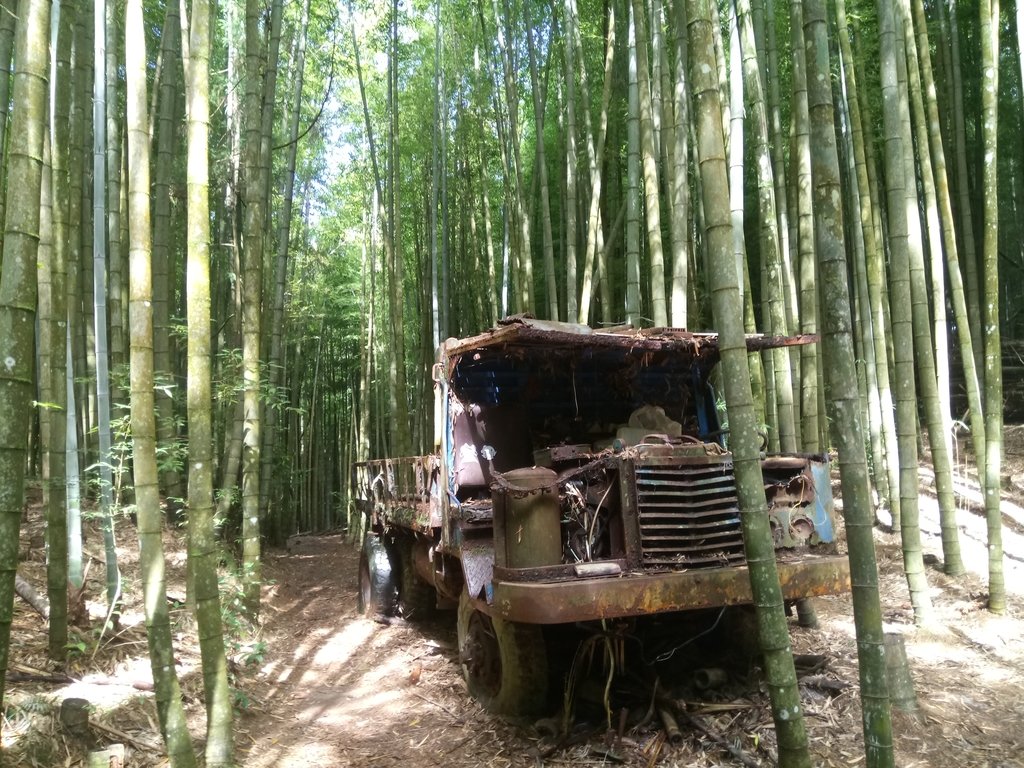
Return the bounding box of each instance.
[183,0,235,762]
[876,0,933,624]
[686,0,811,764]
[0,0,51,711]
[803,0,895,763]
[980,0,1005,614]
[125,0,198,763]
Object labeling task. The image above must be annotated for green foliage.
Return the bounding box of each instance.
[218,566,270,662]
[231,687,253,712]
[216,563,271,714]
[64,637,88,657]
[7,694,52,716]
[1,695,60,767]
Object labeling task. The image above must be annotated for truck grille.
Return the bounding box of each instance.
[635,459,747,568]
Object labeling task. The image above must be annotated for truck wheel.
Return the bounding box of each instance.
[396,536,437,620]
[457,588,548,716]
[358,535,397,617]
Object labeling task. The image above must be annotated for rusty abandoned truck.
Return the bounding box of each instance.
[351,318,850,715]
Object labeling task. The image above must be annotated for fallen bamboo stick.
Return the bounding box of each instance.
[15,574,49,619]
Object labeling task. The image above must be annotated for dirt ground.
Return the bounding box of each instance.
[4,441,1024,767]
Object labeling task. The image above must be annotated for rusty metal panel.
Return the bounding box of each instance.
[634,459,745,567]
[618,458,644,569]
[440,316,818,362]
[809,460,836,542]
[460,537,495,602]
[382,503,432,534]
[762,458,837,548]
[489,555,850,624]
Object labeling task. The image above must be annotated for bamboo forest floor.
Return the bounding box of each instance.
[4,436,1024,767]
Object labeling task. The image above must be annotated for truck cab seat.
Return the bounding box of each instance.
[452,402,533,495]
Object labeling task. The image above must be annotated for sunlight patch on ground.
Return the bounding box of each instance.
[297,686,405,726]
[910,636,976,668]
[281,642,425,728]
[262,739,338,766]
[60,654,198,708]
[824,616,857,639]
[343,646,412,692]
[878,473,1024,597]
[310,620,375,667]
[261,619,378,688]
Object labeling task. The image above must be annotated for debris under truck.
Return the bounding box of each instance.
[351,317,850,715]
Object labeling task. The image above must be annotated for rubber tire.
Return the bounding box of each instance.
[358,535,397,617]
[457,587,548,716]
[395,536,437,621]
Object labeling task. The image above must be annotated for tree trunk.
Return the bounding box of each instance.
[93,0,120,611]
[877,0,933,623]
[803,2,895,762]
[945,0,983,365]
[182,0,234,762]
[669,0,689,327]
[125,5,197,762]
[491,0,534,315]
[152,0,182,504]
[839,85,889,522]
[909,0,985,493]
[980,0,1004,614]
[65,9,85,587]
[688,2,811,763]
[563,0,579,322]
[789,0,819,452]
[0,0,17,228]
[105,3,124,403]
[260,0,311,528]
[737,0,795,452]
[728,6,746,319]
[764,0,796,346]
[39,116,58,656]
[479,151,499,326]
[626,0,642,325]
[47,0,75,661]
[239,0,271,618]
[0,0,50,712]
[524,1,557,320]
[631,0,667,326]
[896,0,964,577]
[430,0,443,344]
[577,2,615,325]
[836,0,900,523]
[388,0,412,454]
[68,4,87,493]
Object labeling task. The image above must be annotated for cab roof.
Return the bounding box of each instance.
[442,316,815,414]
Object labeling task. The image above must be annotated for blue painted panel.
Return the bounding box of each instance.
[809,461,836,543]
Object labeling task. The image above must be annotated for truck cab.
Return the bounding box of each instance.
[352,318,850,714]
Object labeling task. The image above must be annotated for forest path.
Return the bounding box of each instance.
[237,535,520,768]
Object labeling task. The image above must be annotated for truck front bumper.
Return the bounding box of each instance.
[489,554,850,624]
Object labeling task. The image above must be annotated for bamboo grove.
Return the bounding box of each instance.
[0,0,1018,764]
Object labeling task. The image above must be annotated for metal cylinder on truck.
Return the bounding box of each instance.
[493,467,562,568]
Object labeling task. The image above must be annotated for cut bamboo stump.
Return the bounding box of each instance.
[693,667,727,690]
[59,697,91,736]
[884,631,919,712]
[796,597,819,628]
